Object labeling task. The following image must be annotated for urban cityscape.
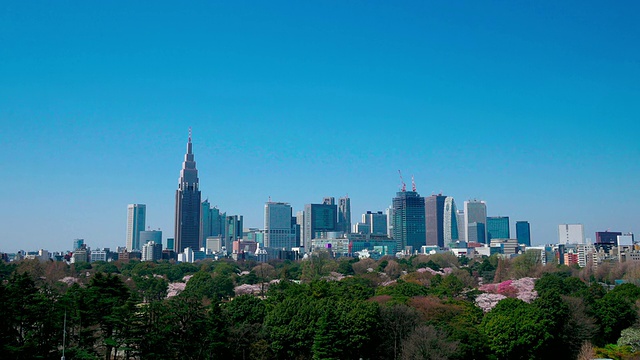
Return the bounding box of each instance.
[3,130,635,270]
[1,2,639,359]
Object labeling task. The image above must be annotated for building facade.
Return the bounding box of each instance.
[303,202,337,250]
[174,131,201,253]
[487,216,510,241]
[392,190,426,253]
[126,204,146,251]
[558,224,585,245]
[139,230,162,248]
[264,202,296,250]
[337,196,351,234]
[516,221,531,246]
[362,211,387,235]
[464,200,487,243]
[443,196,459,245]
[425,195,447,247]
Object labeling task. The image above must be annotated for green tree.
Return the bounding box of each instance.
[481,297,551,360]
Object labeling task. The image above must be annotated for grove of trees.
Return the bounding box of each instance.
[3,252,640,360]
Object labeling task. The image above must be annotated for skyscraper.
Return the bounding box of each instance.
[337,196,351,234]
[264,202,296,250]
[200,200,223,248]
[487,216,510,241]
[362,211,387,235]
[174,130,201,253]
[443,197,459,245]
[464,200,487,243]
[516,221,531,246]
[303,202,337,250]
[392,190,426,253]
[126,204,146,251]
[425,195,446,247]
[456,209,465,243]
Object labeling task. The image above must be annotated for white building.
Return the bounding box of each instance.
[142,241,162,261]
[90,249,107,263]
[558,224,585,244]
[126,204,146,251]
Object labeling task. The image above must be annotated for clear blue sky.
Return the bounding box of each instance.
[1,1,639,253]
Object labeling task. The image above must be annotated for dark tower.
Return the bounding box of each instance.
[174,129,201,253]
[425,194,446,247]
[392,191,426,253]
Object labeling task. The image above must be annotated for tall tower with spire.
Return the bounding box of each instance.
[174,128,201,253]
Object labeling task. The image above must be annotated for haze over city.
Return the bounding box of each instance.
[1,1,639,253]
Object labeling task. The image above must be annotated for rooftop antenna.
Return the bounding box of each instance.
[398,170,406,192]
[188,127,192,142]
[411,175,416,192]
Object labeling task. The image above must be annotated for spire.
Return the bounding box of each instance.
[187,127,193,155]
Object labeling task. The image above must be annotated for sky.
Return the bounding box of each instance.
[1,1,639,253]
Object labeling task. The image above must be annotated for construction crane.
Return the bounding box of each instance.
[411,175,416,192]
[398,170,406,192]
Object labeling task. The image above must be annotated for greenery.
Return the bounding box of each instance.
[3,254,640,359]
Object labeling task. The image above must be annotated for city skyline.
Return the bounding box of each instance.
[1,2,639,252]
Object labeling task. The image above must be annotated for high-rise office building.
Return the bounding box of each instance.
[200,200,223,248]
[225,215,243,244]
[443,197,459,244]
[295,211,305,247]
[456,210,465,243]
[464,200,487,243]
[174,130,201,253]
[126,204,146,251]
[516,221,531,246]
[392,190,426,253]
[139,230,162,247]
[264,202,296,250]
[425,194,446,247]
[362,211,387,235]
[487,216,510,241]
[303,202,337,249]
[468,222,486,244]
[558,224,584,245]
[337,196,351,234]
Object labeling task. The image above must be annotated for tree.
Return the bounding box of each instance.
[400,325,458,360]
[481,297,551,359]
[380,304,420,360]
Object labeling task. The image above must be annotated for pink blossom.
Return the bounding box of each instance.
[167,282,186,298]
[475,293,507,312]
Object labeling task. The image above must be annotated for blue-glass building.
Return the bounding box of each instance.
[392,191,426,253]
[486,216,510,241]
[516,221,531,246]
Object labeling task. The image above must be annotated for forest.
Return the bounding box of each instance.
[3,251,640,360]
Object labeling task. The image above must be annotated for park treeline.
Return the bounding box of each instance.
[3,252,640,360]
